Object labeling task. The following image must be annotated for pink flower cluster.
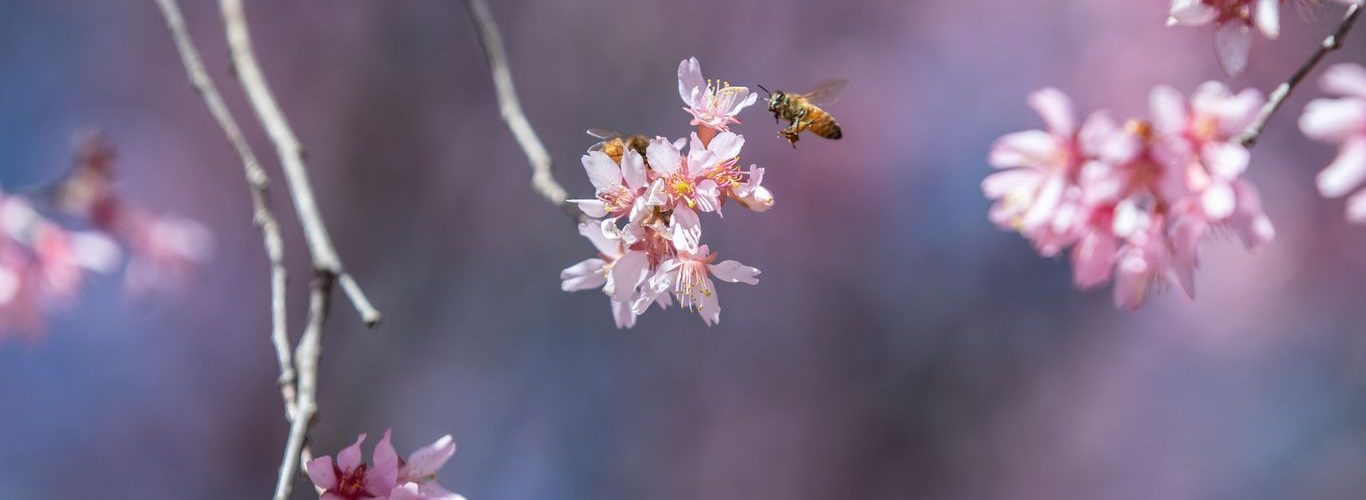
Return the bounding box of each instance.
[561,58,765,328]
[54,136,212,294]
[983,84,1275,309]
[0,134,211,340]
[1168,0,1362,74]
[307,430,464,500]
[1301,63,1366,221]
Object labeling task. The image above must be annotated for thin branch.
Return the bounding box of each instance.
[1236,2,1362,147]
[152,0,297,419]
[276,272,333,500]
[462,0,572,209]
[219,0,382,327]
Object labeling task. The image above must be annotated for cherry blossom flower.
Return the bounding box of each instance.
[54,134,212,293]
[982,88,1136,256]
[307,431,465,500]
[568,149,650,221]
[985,83,1275,310]
[560,221,651,328]
[1169,0,1360,74]
[638,244,758,326]
[678,57,758,134]
[563,58,769,327]
[1300,63,1366,221]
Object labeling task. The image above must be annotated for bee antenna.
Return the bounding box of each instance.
[756,84,770,96]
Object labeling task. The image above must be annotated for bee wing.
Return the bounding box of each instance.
[587,129,625,151]
[799,79,849,106]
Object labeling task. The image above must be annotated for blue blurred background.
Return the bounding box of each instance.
[3,1,1366,498]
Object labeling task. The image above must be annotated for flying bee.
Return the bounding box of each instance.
[759,79,847,147]
[587,129,651,164]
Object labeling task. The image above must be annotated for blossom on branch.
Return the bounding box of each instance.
[984,84,1275,310]
[1168,0,1363,74]
[562,58,769,328]
[1300,63,1366,221]
[307,430,465,500]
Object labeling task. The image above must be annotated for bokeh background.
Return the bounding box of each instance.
[3,1,1366,498]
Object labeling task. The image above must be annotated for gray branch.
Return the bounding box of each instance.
[1236,2,1362,147]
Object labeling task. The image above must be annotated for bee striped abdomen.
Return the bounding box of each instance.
[807,109,842,139]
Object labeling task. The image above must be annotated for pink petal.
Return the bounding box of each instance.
[1214,23,1253,76]
[1028,88,1075,136]
[1021,174,1065,230]
[577,222,618,257]
[1150,85,1190,134]
[1299,98,1366,142]
[1169,0,1217,25]
[646,138,682,177]
[403,435,455,482]
[1202,142,1250,179]
[677,57,704,105]
[610,250,649,302]
[699,277,721,326]
[338,434,367,471]
[582,151,621,190]
[1323,63,1366,99]
[981,169,1039,199]
[1229,180,1276,248]
[708,260,760,285]
[1170,218,1205,298]
[1113,254,1153,310]
[1071,231,1117,289]
[670,206,703,252]
[305,456,338,490]
[370,430,400,495]
[569,199,608,218]
[612,298,638,329]
[707,132,744,161]
[1317,138,1366,198]
[1201,181,1237,220]
[1254,0,1280,38]
[620,149,647,191]
[988,130,1058,168]
[561,258,607,292]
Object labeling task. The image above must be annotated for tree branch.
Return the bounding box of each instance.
[152,0,298,423]
[219,0,381,327]
[1236,2,1362,147]
[462,0,576,216]
[214,0,382,497]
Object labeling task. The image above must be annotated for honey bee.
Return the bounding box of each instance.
[587,129,651,164]
[760,79,847,147]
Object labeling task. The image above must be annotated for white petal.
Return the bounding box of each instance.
[1169,0,1218,25]
[707,132,744,160]
[569,199,608,218]
[1202,181,1237,219]
[1150,85,1189,133]
[646,138,682,176]
[1299,98,1366,142]
[988,130,1059,168]
[1255,0,1280,38]
[609,251,649,302]
[1202,142,1250,179]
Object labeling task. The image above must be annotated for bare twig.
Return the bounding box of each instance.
[152,0,297,419]
[219,0,381,328]
[216,0,383,497]
[1236,2,1362,147]
[462,0,572,209]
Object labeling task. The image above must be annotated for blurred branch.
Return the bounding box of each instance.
[1236,2,1362,147]
[463,0,579,219]
[152,0,298,432]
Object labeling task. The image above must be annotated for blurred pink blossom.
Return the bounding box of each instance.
[985,84,1275,310]
[1300,63,1366,221]
[1168,0,1361,74]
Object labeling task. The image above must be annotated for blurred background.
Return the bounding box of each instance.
[2,1,1366,498]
